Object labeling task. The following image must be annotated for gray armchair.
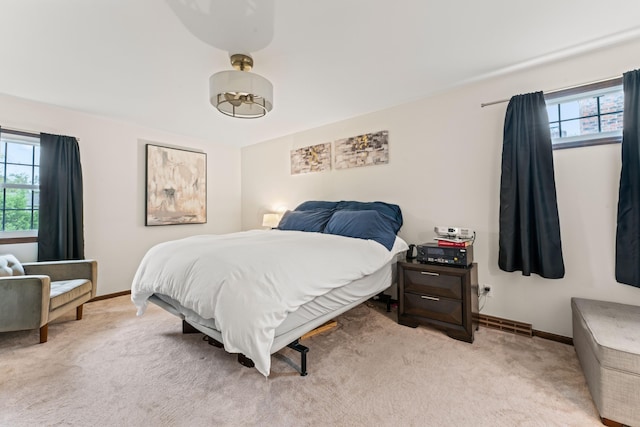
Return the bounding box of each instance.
[0,258,97,343]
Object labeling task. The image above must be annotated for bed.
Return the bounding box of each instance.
[131,201,407,377]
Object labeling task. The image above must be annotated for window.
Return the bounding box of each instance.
[546,77,623,150]
[0,129,40,237]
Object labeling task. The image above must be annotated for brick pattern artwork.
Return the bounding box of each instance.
[334,130,389,170]
[290,142,331,175]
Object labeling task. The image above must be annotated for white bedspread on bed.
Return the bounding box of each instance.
[131,229,407,376]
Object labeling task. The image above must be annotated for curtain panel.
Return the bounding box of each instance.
[615,69,640,288]
[38,133,84,261]
[498,92,565,279]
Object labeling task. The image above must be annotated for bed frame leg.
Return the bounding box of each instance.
[202,334,309,376]
[373,292,392,312]
[206,336,224,348]
[182,320,200,334]
[204,335,255,369]
[287,339,309,376]
[237,353,255,368]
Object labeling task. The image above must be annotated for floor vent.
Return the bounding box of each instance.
[478,313,533,337]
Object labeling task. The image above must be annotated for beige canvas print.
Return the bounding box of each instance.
[334,130,389,169]
[290,142,331,175]
[145,144,207,225]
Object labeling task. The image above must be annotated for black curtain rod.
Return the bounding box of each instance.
[480,75,622,108]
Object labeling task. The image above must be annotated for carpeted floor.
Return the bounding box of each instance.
[0,295,601,426]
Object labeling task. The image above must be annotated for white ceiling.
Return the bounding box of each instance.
[1,0,640,148]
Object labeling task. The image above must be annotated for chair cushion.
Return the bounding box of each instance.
[0,254,24,277]
[572,298,640,375]
[50,279,92,310]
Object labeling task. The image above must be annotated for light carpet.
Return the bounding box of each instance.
[0,295,600,426]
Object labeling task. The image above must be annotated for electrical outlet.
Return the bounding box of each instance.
[483,285,493,298]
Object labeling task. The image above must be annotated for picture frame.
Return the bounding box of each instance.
[290,142,332,175]
[145,144,207,226]
[334,130,389,169]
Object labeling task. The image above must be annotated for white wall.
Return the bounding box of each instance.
[0,94,241,296]
[241,38,640,337]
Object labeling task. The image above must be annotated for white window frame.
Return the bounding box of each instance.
[546,77,623,150]
[0,129,39,240]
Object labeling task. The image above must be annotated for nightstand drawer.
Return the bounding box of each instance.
[403,293,463,325]
[404,269,462,300]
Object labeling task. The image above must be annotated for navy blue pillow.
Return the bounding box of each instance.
[324,210,396,250]
[294,201,339,211]
[335,201,403,234]
[277,209,334,232]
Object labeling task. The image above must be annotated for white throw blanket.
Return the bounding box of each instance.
[131,230,407,376]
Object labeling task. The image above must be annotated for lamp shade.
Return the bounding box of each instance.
[262,213,280,228]
[210,70,273,118]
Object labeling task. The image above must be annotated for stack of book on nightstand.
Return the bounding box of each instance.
[434,236,474,247]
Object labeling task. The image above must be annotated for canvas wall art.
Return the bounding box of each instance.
[145,144,207,226]
[290,142,331,175]
[334,130,389,170]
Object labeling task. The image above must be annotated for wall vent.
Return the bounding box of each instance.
[478,313,533,337]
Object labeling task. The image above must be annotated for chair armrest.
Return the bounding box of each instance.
[0,275,51,331]
[23,260,98,298]
[23,259,97,281]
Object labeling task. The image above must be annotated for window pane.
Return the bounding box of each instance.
[33,210,39,230]
[549,123,560,138]
[559,98,598,120]
[5,164,34,185]
[0,136,40,233]
[580,116,600,135]
[561,119,578,137]
[561,117,599,137]
[560,100,581,120]
[547,105,559,122]
[578,97,597,117]
[5,142,34,165]
[23,190,36,209]
[601,92,624,114]
[601,112,624,132]
[4,209,34,231]
[5,188,29,209]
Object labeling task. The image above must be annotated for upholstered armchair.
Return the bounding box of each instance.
[0,256,97,343]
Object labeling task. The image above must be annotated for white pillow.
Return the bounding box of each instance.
[0,254,25,277]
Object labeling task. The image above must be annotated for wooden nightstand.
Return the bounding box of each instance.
[398,260,478,343]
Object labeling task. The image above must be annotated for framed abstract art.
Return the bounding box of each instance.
[290,142,331,175]
[334,130,389,169]
[145,144,207,226]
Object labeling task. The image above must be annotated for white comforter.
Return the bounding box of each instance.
[131,229,407,376]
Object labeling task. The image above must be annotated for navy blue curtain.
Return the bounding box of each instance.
[38,133,84,261]
[615,69,640,287]
[499,92,565,279]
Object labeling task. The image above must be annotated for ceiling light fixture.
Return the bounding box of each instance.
[209,54,273,119]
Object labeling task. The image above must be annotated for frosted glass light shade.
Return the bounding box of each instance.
[262,213,280,228]
[210,70,273,118]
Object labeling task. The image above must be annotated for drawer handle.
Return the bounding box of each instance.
[420,271,439,276]
[421,295,440,301]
